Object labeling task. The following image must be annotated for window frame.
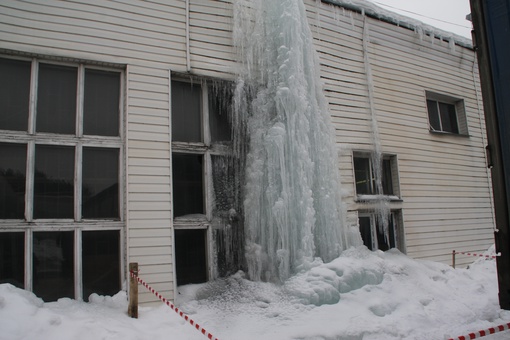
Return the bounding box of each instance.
[425,91,468,136]
[171,75,233,284]
[0,54,125,301]
[352,152,400,201]
[358,211,402,252]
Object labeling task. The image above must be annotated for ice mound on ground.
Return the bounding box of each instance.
[284,247,386,305]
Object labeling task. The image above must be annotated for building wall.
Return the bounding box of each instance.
[0,0,495,304]
[307,1,495,266]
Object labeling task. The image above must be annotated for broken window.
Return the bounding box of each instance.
[358,212,399,251]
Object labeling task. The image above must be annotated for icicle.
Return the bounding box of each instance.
[233,0,357,283]
[361,16,391,241]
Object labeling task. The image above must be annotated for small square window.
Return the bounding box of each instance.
[426,92,467,135]
[358,212,398,251]
[353,154,396,197]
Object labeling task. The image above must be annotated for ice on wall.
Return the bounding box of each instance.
[324,0,472,49]
[233,0,361,283]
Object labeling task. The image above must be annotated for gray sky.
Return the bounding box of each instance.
[369,0,472,38]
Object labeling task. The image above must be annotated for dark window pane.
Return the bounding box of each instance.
[0,143,26,219]
[83,69,120,136]
[0,58,30,131]
[171,81,202,142]
[359,216,373,250]
[439,102,459,134]
[172,154,203,217]
[376,215,396,251]
[33,231,74,301]
[0,232,25,288]
[382,159,394,196]
[82,147,119,219]
[82,230,120,301]
[427,99,441,131]
[354,157,371,195]
[37,63,77,134]
[175,229,207,285]
[209,85,231,142]
[34,145,74,219]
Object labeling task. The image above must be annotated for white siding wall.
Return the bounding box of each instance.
[0,0,495,304]
[308,1,495,267]
[0,0,191,304]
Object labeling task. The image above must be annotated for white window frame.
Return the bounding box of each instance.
[353,152,401,201]
[170,75,232,283]
[358,211,402,251]
[0,54,126,301]
[425,91,468,136]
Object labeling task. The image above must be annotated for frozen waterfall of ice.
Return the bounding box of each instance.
[233,0,361,283]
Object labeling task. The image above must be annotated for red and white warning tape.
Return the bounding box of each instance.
[447,322,510,340]
[453,251,500,259]
[130,271,219,340]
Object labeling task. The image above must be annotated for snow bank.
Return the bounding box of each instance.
[1,247,509,340]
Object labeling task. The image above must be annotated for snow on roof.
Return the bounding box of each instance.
[322,0,473,49]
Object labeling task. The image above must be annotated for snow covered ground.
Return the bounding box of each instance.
[1,246,509,340]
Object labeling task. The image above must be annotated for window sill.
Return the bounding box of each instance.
[174,214,209,229]
[355,195,402,203]
[429,130,469,138]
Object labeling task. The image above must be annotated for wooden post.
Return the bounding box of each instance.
[128,262,138,318]
[452,250,456,269]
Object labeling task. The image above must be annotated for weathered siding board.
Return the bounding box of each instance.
[0,1,188,68]
[311,0,494,266]
[126,64,173,304]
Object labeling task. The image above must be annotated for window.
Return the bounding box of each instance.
[171,77,235,284]
[426,91,467,135]
[353,152,403,252]
[0,56,123,301]
[353,153,398,197]
[358,212,400,251]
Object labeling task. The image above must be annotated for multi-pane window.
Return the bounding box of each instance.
[353,154,396,197]
[353,152,403,252]
[0,56,123,301]
[426,91,467,135]
[358,212,400,251]
[171,77,233,285]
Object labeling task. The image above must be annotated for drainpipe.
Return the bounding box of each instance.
[186,0,191,72]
